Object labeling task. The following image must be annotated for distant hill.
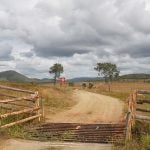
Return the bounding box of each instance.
[0,70,102,83]
[0,70,31,82]
[120,74,150,79]
[69,77,102,82]
[0,70,149,83]
[0,70,51,83]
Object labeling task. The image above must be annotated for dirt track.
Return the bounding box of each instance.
[0,139,112,150]
[0,90,124,150]
[47,90,124,123]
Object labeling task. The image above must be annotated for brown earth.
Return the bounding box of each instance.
[0,139,112,150]
[47,90,124,123]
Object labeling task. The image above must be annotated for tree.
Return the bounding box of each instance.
[49,63,64,85]
[94,62,119,91]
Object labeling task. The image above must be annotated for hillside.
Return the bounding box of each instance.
[120,74,150,79]
[0,70,150,83]
[69,77,102,82]
[0,70,51,83]
[0,70,31,82]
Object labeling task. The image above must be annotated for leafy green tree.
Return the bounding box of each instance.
[49,63,64,84]
[94,62,119,91]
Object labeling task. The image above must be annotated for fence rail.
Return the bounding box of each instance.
[0,85,44,129]
[125,89,150,140]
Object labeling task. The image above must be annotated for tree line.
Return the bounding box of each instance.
[49,62,120,85]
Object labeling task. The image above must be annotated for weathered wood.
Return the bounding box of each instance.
[125,112,132,140]
[0,85,42,128]
[0,95,36,103]
[35,92,41,122]
[0,94,17,98]
[0,85,35,94]
[0,107,40,118]
[138,90,150,94]
[137,99,150,104]
[136,108,150,113]
[0,93,36,102]
[0,114,42,129]
[4,102,33,108]
[0,106,17,111]
[136,115,150,121]
[41,97,45,120]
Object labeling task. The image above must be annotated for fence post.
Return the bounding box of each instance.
[41,96,45,122]
[35,92,41,122]
[125,112,132,140]
[132,90,137,126]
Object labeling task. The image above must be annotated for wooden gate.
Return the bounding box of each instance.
[0,85,44,129]
[125,90,150,140]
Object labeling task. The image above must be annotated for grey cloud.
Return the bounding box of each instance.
[0,44,13,60]
[0,0,150,78]
[20,51,34,57]
[32,45,91,57]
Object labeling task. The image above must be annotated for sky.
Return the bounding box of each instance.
[0,0,150,79]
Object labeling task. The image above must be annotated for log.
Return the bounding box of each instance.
[136,108,150,113]
[0,114,42,129]
[4,102,33,108]
[0,107,40,118]
[0,94,36,102]
[138,90,150,94]
[0,94,17,98]
[137,100,150,104]
[136,115,150,121]
[125,112,132,140]
[0,106,17,111]
[0,85,35,94]
[0,95,36,103]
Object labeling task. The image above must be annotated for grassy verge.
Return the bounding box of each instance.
[0,82,75,139]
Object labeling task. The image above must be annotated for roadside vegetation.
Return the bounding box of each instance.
[0,80,149,149]
[0,81,75,139]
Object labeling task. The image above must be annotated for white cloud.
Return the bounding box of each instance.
[0,0,150,78]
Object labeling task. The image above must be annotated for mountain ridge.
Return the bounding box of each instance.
[0,70,149,83]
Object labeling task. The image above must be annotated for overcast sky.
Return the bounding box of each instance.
[0,0,150,79]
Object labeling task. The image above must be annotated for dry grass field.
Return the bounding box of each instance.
[0,81,149,150]
[0,81,149,116]
[0,82,75,114]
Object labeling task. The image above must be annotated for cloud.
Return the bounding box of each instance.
[0,43,14,60]
[0,0,150,78]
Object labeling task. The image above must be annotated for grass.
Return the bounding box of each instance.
[0,81,149,149]
[0,81,75,139]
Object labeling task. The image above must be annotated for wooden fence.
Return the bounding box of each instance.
[136,90,150,121]
[125,89,150,140]
[0,85,44,129]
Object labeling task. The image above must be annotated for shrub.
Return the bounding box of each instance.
[88,82,94,89]
[68,82,74,87]
[82,83,87,88]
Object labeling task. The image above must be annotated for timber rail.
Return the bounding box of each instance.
[0,85,44,129]
[125,89,150,140]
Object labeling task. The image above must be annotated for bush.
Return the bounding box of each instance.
[88,82,94,89]
[82,83,87,88]
[68,82,74,87]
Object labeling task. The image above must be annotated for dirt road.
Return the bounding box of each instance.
[0,139,112,150]
[0,90,124,150]
[47,90,124,123]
